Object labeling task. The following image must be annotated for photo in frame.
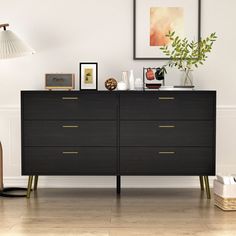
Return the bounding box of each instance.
[134,0,201,60]
[79,62,98,90]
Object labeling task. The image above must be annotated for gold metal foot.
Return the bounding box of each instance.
[27,176,33,198]
[33,176,38,191]
[203,176,211,199]
[199,176,204,191]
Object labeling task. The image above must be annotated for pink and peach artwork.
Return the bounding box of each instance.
[150,7,184,46]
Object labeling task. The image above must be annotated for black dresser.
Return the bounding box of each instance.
[21,91,216,198]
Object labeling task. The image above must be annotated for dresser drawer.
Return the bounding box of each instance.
[120,121,214,147]
[120,92,216,120]
[22,92,118,120]
[22,147,117,175]
[120,147,215,175]
[24,121,116,146]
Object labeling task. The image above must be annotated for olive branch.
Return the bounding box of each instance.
[159,31,217,75]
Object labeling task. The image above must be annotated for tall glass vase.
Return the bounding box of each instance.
[182,68,193,87]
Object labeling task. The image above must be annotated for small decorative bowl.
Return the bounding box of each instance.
[146,83,162,89]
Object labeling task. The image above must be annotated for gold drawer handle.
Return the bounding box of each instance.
[62,152,79,155]
[158,97,175,100]
[158,125,175,128]
[158,152,175,155]
[62,97,79,100]
[62,125,79,128]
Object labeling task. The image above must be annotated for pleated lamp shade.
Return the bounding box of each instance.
[0,25,35,59]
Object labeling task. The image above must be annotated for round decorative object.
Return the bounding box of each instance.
[105,78,117,91]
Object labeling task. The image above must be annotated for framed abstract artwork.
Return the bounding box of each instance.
[134,0,201,60]
[79,62,98,90]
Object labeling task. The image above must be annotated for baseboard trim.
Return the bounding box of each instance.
[3,176,215,188]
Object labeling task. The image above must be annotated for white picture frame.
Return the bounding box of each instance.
[134,0,201,60]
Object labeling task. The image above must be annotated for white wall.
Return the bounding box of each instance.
[0,0,236,188]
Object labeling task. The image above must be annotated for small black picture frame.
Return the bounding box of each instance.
[79,62,98,90]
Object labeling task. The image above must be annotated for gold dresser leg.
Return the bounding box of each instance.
[33,176,38,191]
[199,176,205,191]
[27,176,33,198]
[203,176,211,199]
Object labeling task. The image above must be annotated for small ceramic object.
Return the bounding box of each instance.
[146,68,155,80]
[117,81,127,90]
[129,70,135,90]
[105,78,117,91]
[134,78,143,90]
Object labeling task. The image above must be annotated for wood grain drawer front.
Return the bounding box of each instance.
[120,121,214,147]
[120,147,214,175]
[24,121,116,146]
[120,92,216,120]
[22,92,118,120]
[22,147,117,175]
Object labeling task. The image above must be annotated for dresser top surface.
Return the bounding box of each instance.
[21,90,216,94]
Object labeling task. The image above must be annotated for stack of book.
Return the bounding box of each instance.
[214,175,236,211]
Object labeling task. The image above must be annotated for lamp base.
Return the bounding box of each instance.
[0,187,28,197]
[0,142,28,197]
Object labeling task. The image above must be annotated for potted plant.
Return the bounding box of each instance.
[160,31,217,86]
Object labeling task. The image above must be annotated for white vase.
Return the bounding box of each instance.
[117,81,127,90]
[129,70,135,90]
[122,71,129,89]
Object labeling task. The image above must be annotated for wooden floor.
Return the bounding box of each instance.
[0,188,236,236]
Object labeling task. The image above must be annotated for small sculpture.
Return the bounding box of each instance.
[105,78,117,91]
